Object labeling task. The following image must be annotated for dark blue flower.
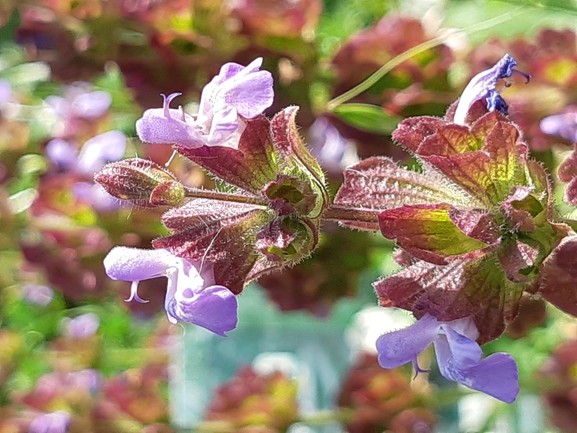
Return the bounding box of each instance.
[454,54,530,125]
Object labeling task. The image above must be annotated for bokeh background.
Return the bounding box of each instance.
[2,0,577,431]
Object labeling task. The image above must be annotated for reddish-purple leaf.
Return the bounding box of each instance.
[498,239,538,283]
[392,115,447,152]
[175,115,278,194]
[538,235,577,316]
[418,124,480,156]
[374,256,523,344]
[378,204,491,265]
[334,156,475,230]
[565,177,577,205]
[448,208,500,244]
[155,200,273,294]
[423,121,525,205]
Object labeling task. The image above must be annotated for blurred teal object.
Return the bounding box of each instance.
[170,283,366,431]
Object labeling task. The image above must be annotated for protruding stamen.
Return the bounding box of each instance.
[125,281,149,303]
[161,92,183,119]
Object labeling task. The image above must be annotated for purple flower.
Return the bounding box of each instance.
[62,312,100,338]
[29,410,71,433]
[22,284,54,306]
[136,58,274,149]
[308,117,359,175]
[46,82,111,120]
[376,313,519,403]
[103,246,238,336]
[540,109,577,142]
[454,54,530,125]
[46,130,127,176]
[0,79,12,107]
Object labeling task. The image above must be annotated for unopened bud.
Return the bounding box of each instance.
[95,158,185,207]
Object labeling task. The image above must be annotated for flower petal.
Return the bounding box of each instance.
[103,246,175,282]
[136,107,205,148]
[166,284,238,336]
[454,54,519,125]
[77,130,127,175]
[376,313,440,369]
[459,352,519,403]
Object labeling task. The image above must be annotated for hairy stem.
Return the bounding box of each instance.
[184,187,268,207]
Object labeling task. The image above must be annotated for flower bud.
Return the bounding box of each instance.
[94,158,185,207]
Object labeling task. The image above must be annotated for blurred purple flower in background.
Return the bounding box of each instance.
[104,247,238,336]
[136,57,274,149]
[0,79,12,108]
[540,108,577,143]
[376,314,519,403]
[45,130,127,211]
[29,410,71,433]
[308,116,359,175]
[46,82,112,137]
[21,284,54,306]
[62,313,100,339]
[45,130,127,176]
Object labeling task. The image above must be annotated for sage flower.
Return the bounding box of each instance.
[136,58,274,149]
[103,247,238,336]
[454,54,530,125]
[376,314,519,403]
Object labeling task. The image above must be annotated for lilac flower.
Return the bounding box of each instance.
[29,410,71,433]
[0,79,12,107]
[540,109,577,142]
[103,246,238,336]
[454,54,530,125]
[46,130,127,176]
[45,130,127,211]
[376,313,519,403]
[136,58,274,149]
[46,82,111,120]
[308,117,359,175]
[22,284,54,306]
[62,312,100,338]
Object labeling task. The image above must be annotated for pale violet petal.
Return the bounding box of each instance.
[103,247,175,282]
[76,130,127,175]
[136,107,205,148]
[29,410,71,433]
[205,104,239,145]
[454,54,518,125]
[72,90,112,118]
[457,353,519,403]
[45,138,79,170]
[167,284,238,336]
[376,313,441,369]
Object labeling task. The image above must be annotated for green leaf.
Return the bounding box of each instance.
[332,103,400,135]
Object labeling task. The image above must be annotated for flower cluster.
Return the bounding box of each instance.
[98,58,329,335]
[96,53,577,405]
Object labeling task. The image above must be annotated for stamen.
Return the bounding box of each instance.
[412,357,430,379]
[161,92,183,119]
[125,280,149,303]
[512,69,531,84]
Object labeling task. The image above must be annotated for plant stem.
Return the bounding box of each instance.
[322,204,380,228]
[326,9,523,111]
[184,187,268,207]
